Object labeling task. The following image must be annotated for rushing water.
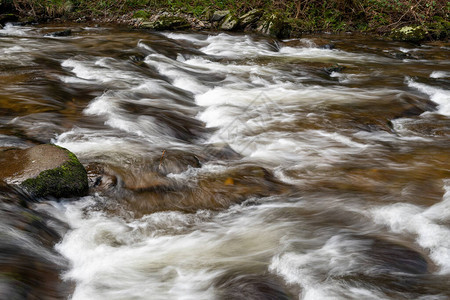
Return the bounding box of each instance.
[1,23,449,299]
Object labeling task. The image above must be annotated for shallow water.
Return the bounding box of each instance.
[0,23,449,299]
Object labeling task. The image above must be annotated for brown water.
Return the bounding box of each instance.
[0,23,449,299]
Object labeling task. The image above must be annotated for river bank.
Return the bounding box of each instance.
[1,0,449,41]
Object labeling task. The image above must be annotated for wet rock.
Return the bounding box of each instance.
[394,114,450,137]
[211,10,230,23]
[0,144,88,199]
[0,187,70,299]
[239,9,263,29]
[0,13,18,26]
[116,163,291,217]
[220,14,239,31]
[141,15,190,31]
[319,44,335,50]
[88,150,202,196]
[323,63,345,75]
[334,235,437,297]
[0,210,70,299]
[313,92,437,133]
[200,143,243,161]
[367,237,428,274]
[393,93,437,118]
[257,14,291,39]
[391,26,428,43]
[216,273,291,300]
[44,29,72,37]
[392,51,420,60]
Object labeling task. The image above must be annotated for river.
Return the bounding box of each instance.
[0,23,449,299]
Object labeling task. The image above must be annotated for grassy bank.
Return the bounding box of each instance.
[2,0,449,37]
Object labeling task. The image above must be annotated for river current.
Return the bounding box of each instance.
[0,23,449,299]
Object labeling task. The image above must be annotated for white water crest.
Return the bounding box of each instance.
[369,181,450,274]
[406,77,450,116]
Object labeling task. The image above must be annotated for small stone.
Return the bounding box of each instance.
[211,10,230,22]
[140,15,190,31]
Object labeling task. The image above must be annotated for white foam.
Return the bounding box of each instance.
[163,32,207,44]
[200,33,275,58]
[54,196,295,300]
[369,180,450,274]
[430,71,450,79]
[0,23,33,36]
[406,77,450,116]
[145,54,209,93]
[270,234,389,299]
[61,57,143,88]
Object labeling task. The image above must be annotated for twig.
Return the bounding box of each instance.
[158,150,166,171]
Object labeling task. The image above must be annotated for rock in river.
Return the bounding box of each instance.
[0,144,88,199]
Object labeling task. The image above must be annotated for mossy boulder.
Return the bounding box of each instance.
[220,14,239,31]
[426,18,450,40]
[391,26,428,42]
[141,15,190,31]
[257,13,291,39]
[239,9,263,29]
[0,144,88,199]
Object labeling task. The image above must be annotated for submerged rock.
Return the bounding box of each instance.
[44,29,72,37]
[323,63,345,75]
[111,162,292,217]
[319,43,335,50]
[367,237,428,274]
[391,26,428,43]
[215,272,292,300]
[0,144,88,199]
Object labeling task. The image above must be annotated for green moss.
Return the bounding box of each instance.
[21,147,88,199]
[4,0,449,39]
[133,9,151,19]
[391,25,428,42]
[426,19,450,40]
[261,13,291,39]
[220,13,239,30]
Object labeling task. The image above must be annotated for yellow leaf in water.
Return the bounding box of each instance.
[224,177,234,185]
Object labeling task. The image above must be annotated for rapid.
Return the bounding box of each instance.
[0,23,449,299]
